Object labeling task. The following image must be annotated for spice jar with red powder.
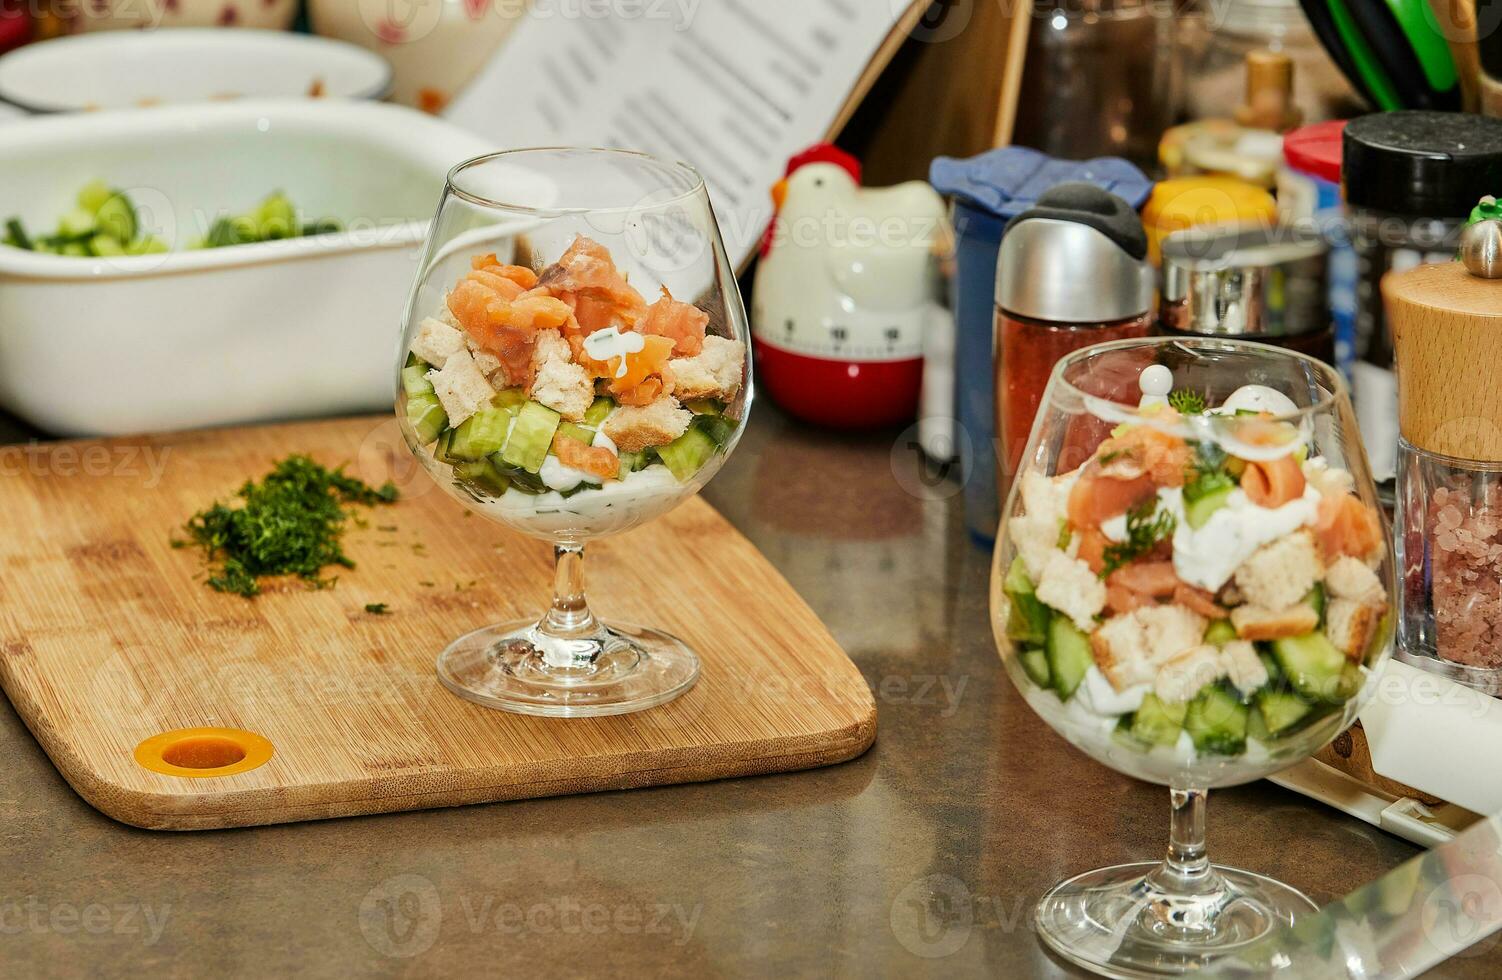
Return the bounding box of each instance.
[1386,211,1502,691]
[994,184,1155,493]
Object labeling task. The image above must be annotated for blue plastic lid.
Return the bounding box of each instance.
[929,146,1153,220]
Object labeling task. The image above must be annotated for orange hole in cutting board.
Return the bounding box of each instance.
[133,727,274,778]
[161,737,246,769]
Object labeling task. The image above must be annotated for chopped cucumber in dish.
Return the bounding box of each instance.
[557,421,595,446]
[1203,618,1237,646]
[1271,632,1356,704]
[657,425,717,481]
[1184,684,1249,755]
[1045,614,1093,701]
[583,396,615,427]
[1184,484,1234,529]
[448,407,513,460]
[1003,557,1050,646]
[1019,648,1051,688]
[501,401,561,474]
[1131,693,1188,747]
[1256,688,1314,736]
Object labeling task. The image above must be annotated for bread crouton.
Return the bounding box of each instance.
[1234,531,1322,611]
[1219,640,1268,694]
[437,298,464,331]
[1325,556,1384,604]
[670,336,746,401]
[1035,552,1106,633]
[1326,598,1382,660]
[410,316,468,368]
[426,349,495,426]
[1155,644,1226,703]
[1231,602,1320,641]
[528,329,594,421]
[1007,471,1077,581]
[462,334,510,388]
[602,397,693,452]
[1091,604,1206,691]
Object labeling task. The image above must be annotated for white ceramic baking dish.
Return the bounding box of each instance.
[0,100,498,436]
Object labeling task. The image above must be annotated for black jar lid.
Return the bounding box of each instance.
[1343,111,1502,219]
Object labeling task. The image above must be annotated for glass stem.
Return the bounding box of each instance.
[540,543,600,653]
[1153,787,1218,897]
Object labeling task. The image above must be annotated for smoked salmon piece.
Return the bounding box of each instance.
[1241,455,1306,509]
[1076,526,1109,575]
[1173,583,1225,620]
[1108,561,1180,597]
[639,287,708,357]
[1314,493,1383,561]
[1068,472,1158,529]
[608,334,676,405]
[1094,426,1193,486]
[538,236,647,322]
[1106,583,1154,614]
[552,433,620,481]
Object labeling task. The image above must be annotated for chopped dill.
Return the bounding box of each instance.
[176,455,398,598]
[1168,389,1208,415]
[1101,497,1176,578]
[364,603,391,615]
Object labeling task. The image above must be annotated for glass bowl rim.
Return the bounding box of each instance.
[445,147,708,217]
[1047,336,1345,424]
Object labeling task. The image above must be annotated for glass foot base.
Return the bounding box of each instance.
[436,619,700,718]
[1035,861,1317,979]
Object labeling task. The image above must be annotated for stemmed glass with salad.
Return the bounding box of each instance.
[395,148,751,717]
[992,337,1392,977]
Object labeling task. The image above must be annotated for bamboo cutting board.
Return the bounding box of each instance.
[0,416,875,830]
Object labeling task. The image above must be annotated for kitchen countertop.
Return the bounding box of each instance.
[0,404,1478,977]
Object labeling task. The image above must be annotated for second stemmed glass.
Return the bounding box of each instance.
[992,338,1393,977]
[395,148,752,717]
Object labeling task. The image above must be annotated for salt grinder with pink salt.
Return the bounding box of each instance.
[1384,199,1502,692]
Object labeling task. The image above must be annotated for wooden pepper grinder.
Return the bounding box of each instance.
[1383,200,1502,678]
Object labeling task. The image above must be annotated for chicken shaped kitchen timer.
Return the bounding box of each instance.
[752,145,949,428]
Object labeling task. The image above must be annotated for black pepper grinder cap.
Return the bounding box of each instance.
[996,182,1153,323]
[1343,111,1502,219]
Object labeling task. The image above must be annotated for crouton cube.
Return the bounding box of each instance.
[410,316,468,368]
[426,349,495,427]
[1326,598,1382,660]
[670,336,746,402]
[1325,556,1384,604]
[1234,531,1322,611]
[1230,603,1320,641]
[1303,457,1355,499]
[1219,640,1268,694]
[1035,552,1106,634]
[1154,645,1227,704]
[1009,513,1062,583]
[602,397,694,453]
[1090,604,1206,692]
[527,329,594,421]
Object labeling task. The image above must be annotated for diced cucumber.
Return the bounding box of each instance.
[657,425,717,481]
[88,234,125,256]
[58,207,97,238]
[491,457,548,495]
[500,401,561,474]
[405,392,447,446]
[1256,688,1314,736]
[557,421,595,445]
[125,235,168,255]
[1203,619,1237,646]
[254,192,297,240]
[1271,632,1353,703]
[1184,685,1249,755]
[1131,693,1188,747]
[452,459,510,497]
[493,387,528,410]
[696,414,736,448]
[1258,648,1283,685]
[60,242,88,257]
[1046,614,1093,701]
[401,363,434,396]
[618,450,649,473]
[1185,484,1234,529]
[1305,584,1326,627]
[3,218,31,250]
[684,398,723,415]
[433,429,459,464]
[1246,701,1270,742]
[77,180,113,214]
[1003,556,1050,645]
[1019,648,1051,688]
[95,192,136,243]
[583,396,615,427]
[448,406,513,460]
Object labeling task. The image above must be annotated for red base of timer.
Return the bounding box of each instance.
[753,338,922,430]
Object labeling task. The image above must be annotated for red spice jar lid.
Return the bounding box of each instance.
[1283,119,1345,184]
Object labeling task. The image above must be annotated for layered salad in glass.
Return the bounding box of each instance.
[399,236,746,536]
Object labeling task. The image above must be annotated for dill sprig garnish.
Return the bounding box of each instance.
[1101,497,1176,578]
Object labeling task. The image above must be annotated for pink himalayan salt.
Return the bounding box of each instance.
[1429,485,1502,668]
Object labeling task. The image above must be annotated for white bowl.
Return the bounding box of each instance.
[0,99,505,436]
[0,30,392,113]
